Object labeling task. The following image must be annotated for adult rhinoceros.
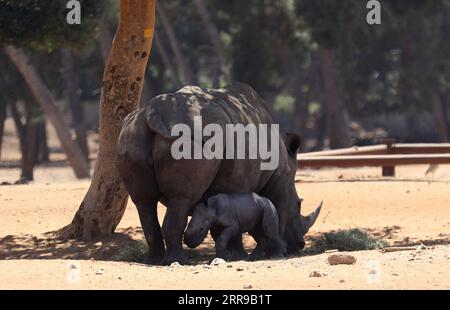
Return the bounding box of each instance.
[117,83,321,265]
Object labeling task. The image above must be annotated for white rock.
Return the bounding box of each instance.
[210,258,227,266]
[170,262,182,268]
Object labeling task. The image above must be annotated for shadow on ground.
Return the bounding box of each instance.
[1,226,449,264]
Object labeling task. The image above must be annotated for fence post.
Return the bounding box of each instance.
[382,138,396,176]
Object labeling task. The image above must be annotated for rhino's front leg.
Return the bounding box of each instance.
[211,227,248,261]
[215,226,239,261]
[162,198,190,265]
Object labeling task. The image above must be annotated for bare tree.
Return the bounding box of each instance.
[158,2,194,85]
[60,48,89,160]
[61,0,157,240]
[431,87,449,142]
[154,33,182,89]
[193,0,228,84]
[319,48,351,149]
[4,46,90,178]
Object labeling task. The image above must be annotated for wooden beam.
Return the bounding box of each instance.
[298,154,450,169]
[299,145,388,158]
[392,143,450,154]
[299,143,450,159]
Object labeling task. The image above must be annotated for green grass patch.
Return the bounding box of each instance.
[303,228,388,255]
[110,240,148,263]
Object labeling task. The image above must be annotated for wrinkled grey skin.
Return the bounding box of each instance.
[184,193,287,261]
[117,83,322,265]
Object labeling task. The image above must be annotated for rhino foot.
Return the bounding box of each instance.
[162,252,189,266]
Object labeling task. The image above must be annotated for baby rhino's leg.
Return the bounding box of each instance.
[261,200,287,259]
[212,225,239,261]
[248,227,268,261]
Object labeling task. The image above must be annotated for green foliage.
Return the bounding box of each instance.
[0,0,106,50]
[1,0,449,143]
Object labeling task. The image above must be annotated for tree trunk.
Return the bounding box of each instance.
[20,101,38,182]
[0,102,6,160]
[99,14,114,65]
[158,2,194,84]
[60,48,89,160]
[431,87,449,142]
[193,0,227,83]
[319,48,351,149]
[154,32,181,88]
[61,0,157,240]
[9,100,26,155]
[37,122,49,163]
[4,46,90,178]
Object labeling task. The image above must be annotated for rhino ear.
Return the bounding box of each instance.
[285,133,302,157]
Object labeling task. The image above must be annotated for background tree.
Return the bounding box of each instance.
[0,0,107,178]
[62,0,157,239]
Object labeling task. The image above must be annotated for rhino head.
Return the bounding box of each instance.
[283,133,322,253]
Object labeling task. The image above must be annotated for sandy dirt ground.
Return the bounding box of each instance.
[0,119,449,289]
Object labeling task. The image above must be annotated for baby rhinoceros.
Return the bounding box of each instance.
[184,193,287,261]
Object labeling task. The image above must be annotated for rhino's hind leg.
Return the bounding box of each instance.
[228,235,249,261]
[136,202,165,265]
[162,198,191,265]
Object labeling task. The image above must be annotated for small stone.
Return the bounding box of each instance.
[369,269,377,274]
[210,258,227,266]
[243,284,253,289]
[226,264,233,268]
[309,271,322,277]
[95,242,103,247]
[328,254,357,265]
[118,277,122,280]
[391,273,399,276]
[236,267,244,272]
[95,270,103,275]
[325,249,339,254]
[339,279,345,283]
[170,262,182,268]
[193,271,200,275]
[416,244,426,251]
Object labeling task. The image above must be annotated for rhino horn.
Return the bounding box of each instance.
[304,201,323,231]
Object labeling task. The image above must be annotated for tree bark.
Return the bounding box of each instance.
[193,0,227,83]
[0,102,6,160]
[62,0,157,240]
[4,46,90,178]
[154,32,181,88]
[158,2,194,84]
[319,48,352,149]
[60,48,89,160]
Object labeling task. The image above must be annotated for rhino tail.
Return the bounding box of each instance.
[146,108,176,140]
